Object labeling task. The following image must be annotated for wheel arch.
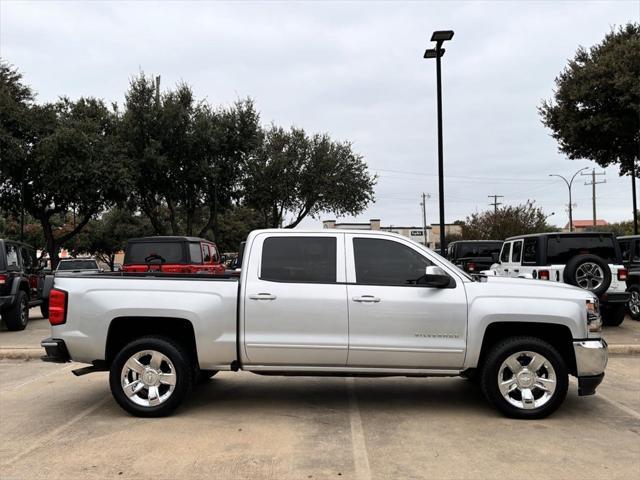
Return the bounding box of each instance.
[475,322,577,376]
[105,316,199,370]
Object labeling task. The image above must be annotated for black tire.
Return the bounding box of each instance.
[40,302,49,319]
[109,336,193,417]
[602,304,626,327]
[626,285,640,320]
[480,336,568,419]
[2,290,29,331]
[196,369,219,384]
[563,254,611,296]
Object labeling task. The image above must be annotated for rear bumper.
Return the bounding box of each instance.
[40,337,71,363]
[573,338,607,396]
[599,292,630,305]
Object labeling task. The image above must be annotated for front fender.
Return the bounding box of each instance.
[464,295,586,369]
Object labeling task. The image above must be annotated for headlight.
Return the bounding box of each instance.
[586,299,602,332]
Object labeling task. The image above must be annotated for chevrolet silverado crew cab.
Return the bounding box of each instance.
[485,232,629,326]
[41,230,607,419]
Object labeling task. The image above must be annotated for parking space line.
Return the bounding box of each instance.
[1,364,75,393]
[1,395,111,467]
[596,392,640,420]
[346,378,372,480]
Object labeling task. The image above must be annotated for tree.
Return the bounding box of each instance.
[539,23,640,229]
[462,201,554,240]
[243,126,376,228]
[0,61,130,267]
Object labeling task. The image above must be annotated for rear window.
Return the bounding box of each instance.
[261,236,337,283]
[190,243,203,264]
[546,235,619,264]
[522,238,538,265]
[125,242,186,264]
[456,242,502,258]
[57,260,98,271]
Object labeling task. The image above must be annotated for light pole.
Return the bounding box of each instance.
[424,30,454,256]
[549,167,588,232]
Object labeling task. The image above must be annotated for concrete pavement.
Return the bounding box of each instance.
[0,357,639,480]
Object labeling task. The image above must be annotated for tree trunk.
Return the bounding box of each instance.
[40,215,60,270]
[166,198,180,235]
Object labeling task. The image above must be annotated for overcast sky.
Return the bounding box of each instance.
[1,0,637,229]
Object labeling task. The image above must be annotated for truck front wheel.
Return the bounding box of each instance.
[109,336,193,417]
[480,337,568,419]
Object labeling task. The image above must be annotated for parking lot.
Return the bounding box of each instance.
[1,312,639,480]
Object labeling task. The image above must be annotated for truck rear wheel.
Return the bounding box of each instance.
[109,336,193,417]
[480,336,568,419]
[2,291,29,331]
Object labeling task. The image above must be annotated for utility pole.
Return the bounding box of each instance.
[581,169,605,227]
[420,193,431,246]
[488,194,504,213]
[632,158,638,235]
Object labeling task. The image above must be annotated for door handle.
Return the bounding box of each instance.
[352,295,380,303]
[248,293,277,300]
[513,269,519,273]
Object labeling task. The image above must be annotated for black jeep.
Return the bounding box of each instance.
[0,239,53,330]
[617,235,640,320]
[447,240,503,274]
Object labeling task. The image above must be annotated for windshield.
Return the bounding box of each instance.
[456,242,502,258]
[57,260,98,270]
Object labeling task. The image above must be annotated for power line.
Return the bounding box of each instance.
[488,194,504,213]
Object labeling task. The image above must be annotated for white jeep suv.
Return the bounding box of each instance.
[484,232,629,326]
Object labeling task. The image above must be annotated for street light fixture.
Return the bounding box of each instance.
[424,29,454,256]
[549,167,589,232]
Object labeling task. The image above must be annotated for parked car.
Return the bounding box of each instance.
[55,258,101,274]
[616,235,640,320]
[485,232,629,326]
[42,229,607,419]
[0,239,53,329]
[447,240,503,274]
[122,236,226,275]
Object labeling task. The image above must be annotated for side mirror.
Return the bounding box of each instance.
[419,266,453,288]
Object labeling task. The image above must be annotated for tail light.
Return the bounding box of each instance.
[539,270,550,280]
[0,274,7,285]
[467,262,476,272]
[49,288,68,326]
[618,268,628,281]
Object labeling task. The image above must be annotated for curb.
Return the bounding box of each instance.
[0,348,44,360]
[1,345,639,361]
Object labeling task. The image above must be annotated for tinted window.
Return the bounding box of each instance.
[125,242,185,264]
[189,243,203,264]
[261,237,336,283]
[57,260,99,271]
[633,242,640,263]
[200,244,210,263]
[546,235,618,264]
[5,243,19,269]
[353,238,433,286]
[456,242,502,258]
[512,241,523,263]
[522,238,538,265]
[619,240,631,262]
[500,242,512,263]
[20,247,35,270]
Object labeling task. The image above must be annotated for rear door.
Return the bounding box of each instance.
[242,232,348,367]
[345,235,467,369]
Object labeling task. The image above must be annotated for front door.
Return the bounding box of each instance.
[345,235,467,369]
[242,233,349,367]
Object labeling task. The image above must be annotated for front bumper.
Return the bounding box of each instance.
[599,292,631,305]
[573,338,608,396]
[40,337,71,363]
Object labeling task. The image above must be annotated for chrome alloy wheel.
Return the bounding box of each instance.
[498,351,557,410]
[120,350,177,407]
[575,262,605,291]
[629,290,640,316]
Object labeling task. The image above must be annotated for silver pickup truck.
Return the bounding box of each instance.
[41,229,607,419]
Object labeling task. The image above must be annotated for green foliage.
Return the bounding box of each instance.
[583,213,640,236]
[243,126,376,228]
[462,201,554,240]
[540,23,640,175]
